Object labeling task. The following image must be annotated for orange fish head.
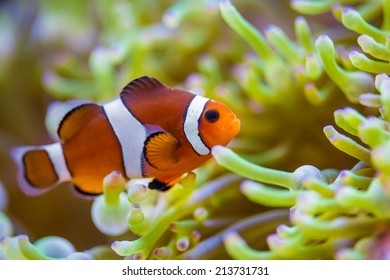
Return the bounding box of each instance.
[198,100,240,149]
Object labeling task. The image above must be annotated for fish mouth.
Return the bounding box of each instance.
[227,118,241,136]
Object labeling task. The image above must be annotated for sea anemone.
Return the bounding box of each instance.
[1,0,390,259]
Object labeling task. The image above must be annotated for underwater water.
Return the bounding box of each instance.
[1,0,390,260]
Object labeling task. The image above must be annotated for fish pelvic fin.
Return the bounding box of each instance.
[148,178,172,192]
[10,143,71,196]
[148,176,182,192]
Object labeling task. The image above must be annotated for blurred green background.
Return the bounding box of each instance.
[0,0,358,253]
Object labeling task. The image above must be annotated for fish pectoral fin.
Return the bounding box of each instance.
[57,103,102,141]
[144,129,180,171]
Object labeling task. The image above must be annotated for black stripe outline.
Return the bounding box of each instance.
[101,104,129,181]
[182,97,211,156]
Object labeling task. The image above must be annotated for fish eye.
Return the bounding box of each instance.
[205,110,220,123]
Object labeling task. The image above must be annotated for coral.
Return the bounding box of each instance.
[2,0,390,259]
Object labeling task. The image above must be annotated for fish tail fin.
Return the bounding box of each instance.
[10,143,71,196]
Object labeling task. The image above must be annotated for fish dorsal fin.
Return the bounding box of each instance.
[143,125,180,171]
[57,103,102,141]
[120,76,167,96]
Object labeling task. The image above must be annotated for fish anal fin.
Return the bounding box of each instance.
[72,184,101,199]
[58,103,102,141]
[120,76,168,96]
[143,129,179,171]
[72,178,103,199]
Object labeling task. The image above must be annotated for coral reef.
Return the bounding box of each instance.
[1,0,390,259]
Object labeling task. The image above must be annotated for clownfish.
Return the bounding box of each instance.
[11,76,240,196]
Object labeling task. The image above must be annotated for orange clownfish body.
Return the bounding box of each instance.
[11,76,240,196]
